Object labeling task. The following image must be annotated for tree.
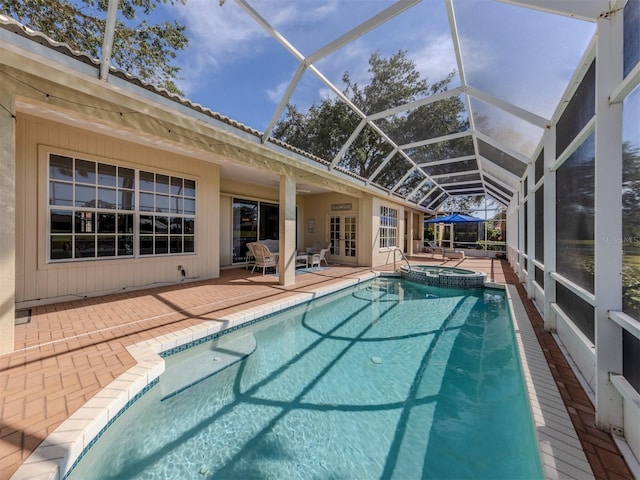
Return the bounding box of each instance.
[1,0,188,94]
[272,50,470,186]
[439,195,484,215]
[622,141,640,318]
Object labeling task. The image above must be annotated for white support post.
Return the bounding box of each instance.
[279,174,297,286]
[526,162,535,298]
[594,10,624,431]
[518,185,526,283]
[543,126,557,331]
[0,88,16,354]
[407,210,414,256]
[99,0,120,81]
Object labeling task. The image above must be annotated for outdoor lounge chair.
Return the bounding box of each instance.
[247,242,278,275]
[424,240,445,258]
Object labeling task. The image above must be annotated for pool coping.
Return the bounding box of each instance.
[495,282,595,479]
[11,274,594,479]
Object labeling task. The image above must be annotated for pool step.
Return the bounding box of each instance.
[160,333,257,400]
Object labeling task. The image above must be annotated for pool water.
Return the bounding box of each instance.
[67,278,543,480]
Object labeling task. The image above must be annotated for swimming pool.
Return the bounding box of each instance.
[66,278,543,479]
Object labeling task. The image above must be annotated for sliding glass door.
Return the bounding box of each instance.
[232,199,280,264]
[232,199,258,263]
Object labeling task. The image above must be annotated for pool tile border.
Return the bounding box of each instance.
[401,267,487,287]
[11,272,594,480]
[10,272,378,480]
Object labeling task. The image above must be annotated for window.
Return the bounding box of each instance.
[379,206,398,248]
[138,171,196,256]
[48,153,196,261]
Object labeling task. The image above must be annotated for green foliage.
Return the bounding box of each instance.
[439,195,483,215]
[272,50,468,181]
[622,141,640,318]
[1,0,188,94]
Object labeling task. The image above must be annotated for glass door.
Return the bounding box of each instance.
[232,199,257,263]
[329,214,357,263]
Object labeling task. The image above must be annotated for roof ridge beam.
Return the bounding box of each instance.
[466,86,549,128]
[307,0,420,65]
[426,191,447,209]
[406,177,433,201]
[483,172,517,192]
[367,86,465,121]
[399,130,470,150]
[390,165,417,193]
[477,156,521,185]
[497,0,613,22]
[235,0,305,61]
[262,63,306,143]
[439,179,483,187]
[430,169,480,179]
[474,131,530,164]
[417,154,475,167]
[367,148,398,185]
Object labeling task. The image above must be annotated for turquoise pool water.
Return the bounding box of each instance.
[67,278,543,479]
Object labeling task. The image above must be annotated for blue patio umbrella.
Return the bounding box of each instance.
[425,213,483,223]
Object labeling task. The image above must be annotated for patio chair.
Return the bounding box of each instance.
[315,247,329,267]
[244,243,256,270]
[305,240,331,254]
[247,242,278,275]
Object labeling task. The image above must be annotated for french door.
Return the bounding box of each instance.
[329,214,357,264]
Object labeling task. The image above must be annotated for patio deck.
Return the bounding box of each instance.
[0,256,633,479]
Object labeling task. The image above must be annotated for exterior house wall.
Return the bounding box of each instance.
[371,196,407,268]
[15,113,220,307]
[301,192,361,265]
[220,179,279,202]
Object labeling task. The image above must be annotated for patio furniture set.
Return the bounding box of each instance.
[246,240,330,275]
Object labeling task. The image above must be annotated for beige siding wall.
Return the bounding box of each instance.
[302,192,363,265]
[220,179,279,202]
[15,114,220,306]
[371,197,410,268]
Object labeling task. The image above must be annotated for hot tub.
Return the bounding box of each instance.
[401,264,487,288]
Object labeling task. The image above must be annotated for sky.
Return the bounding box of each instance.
[153,0,595,151]
[49,0,597,212]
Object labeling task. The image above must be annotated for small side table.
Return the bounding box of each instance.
[295,253,308,268]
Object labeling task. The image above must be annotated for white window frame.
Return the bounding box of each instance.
[47,152,196,262]
[379,206,398,248]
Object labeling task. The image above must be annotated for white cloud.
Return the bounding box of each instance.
[169,0,269,68]
[456,34,495,81]
[264,1,339,28]
[169,0,345,96]
[266,80,289,103]
[413,34,459,84]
